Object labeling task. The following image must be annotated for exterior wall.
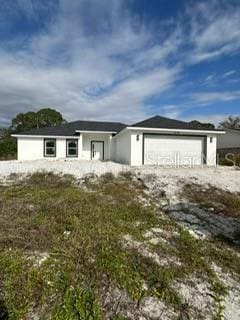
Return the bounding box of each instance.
[56,139,67,158]
[130,131,143,166]
[217,130,240,149]
[18,137,44,160]
[110,137,116,161]
[80,133,111,160]
[17,134,113,161]
[17,137,81,161]
[115,130,131,164]
[206,135,217,166]
[218,148,240,157]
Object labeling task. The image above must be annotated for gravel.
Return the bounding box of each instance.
[0,160,239,193]
[0,159,128,180]
[134,166,240,194]
[1,159,240,319]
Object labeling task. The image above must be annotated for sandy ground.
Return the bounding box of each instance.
[0,160,239,193]
[0,159,127,180]
[1,159,240,319]
[134,165,240,194]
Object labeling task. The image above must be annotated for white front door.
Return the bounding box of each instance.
[91,141,104,160]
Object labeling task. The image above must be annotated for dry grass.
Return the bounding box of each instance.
[182,183,240,219]
[0,172,163,319]
[0,172,239,319]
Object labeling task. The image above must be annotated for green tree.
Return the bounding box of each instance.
[189,120,215,130]
[219,116,240,129]
[11,108,66,133]
[36,108,66,128]
[11,111,38,133]
[0,136,17,159]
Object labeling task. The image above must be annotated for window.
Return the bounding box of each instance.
[66,139,78,157]
[210,137,213,143]
[44,139,56,157]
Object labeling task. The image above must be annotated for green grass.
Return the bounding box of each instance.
[0,172,239,319]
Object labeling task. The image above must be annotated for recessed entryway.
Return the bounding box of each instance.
[91,141,104,160]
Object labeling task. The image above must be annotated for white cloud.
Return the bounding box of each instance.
[222,70,237,79]
[0,0,239,126]
[192,90,240,105]
[160,105,183,119]
[187,0,240,63]
[0,0,183,126]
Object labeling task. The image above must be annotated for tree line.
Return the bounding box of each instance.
[0,108,65,159]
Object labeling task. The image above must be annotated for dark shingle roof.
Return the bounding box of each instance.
[132,115,222,131]
[15,115,224,137]
[16,120,127,136]
[225,128,240,132]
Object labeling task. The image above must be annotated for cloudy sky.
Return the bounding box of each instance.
[0,0,239,127]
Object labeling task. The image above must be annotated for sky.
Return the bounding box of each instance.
[0,0,239,127]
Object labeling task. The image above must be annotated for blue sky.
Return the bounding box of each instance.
[0,0,239,127]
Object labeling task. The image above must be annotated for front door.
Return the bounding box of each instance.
[91,141,104,160]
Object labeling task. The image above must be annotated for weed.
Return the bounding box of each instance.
[25,171,75,188]
[211,280,228,320]
[0,172,239,319]
[182,183,240,218]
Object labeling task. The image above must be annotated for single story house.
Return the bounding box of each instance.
[217,128,240,156]
[12,115,225,166]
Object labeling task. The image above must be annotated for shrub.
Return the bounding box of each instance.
[0,137,17,160]
[235,154,240,167]
[218,154,240,167]
[218,158,234,166]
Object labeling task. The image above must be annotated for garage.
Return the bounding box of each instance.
[143,134,206,165]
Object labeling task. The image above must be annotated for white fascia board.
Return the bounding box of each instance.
[75,130,116,134]
[11,134,80,139]
[124,126,226,135]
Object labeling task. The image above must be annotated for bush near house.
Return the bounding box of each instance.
[218,153,240,167]
[0,136,17,160]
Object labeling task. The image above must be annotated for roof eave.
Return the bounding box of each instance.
[11,134,79,139]
[123,127,226,134]
[75,130,117,134]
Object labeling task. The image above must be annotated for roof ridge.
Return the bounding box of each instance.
[65,119,128,126]
[132,115,189,126]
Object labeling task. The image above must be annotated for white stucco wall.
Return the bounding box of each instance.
[130,131,143,166]
[17,134,113,161]
[115,130,131,164]
[110,137,116,161]
[17,137,81,161]
[206,135,217,166]
[56,139,67,158]
[18,137,44,160]
[217,129,240,149]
